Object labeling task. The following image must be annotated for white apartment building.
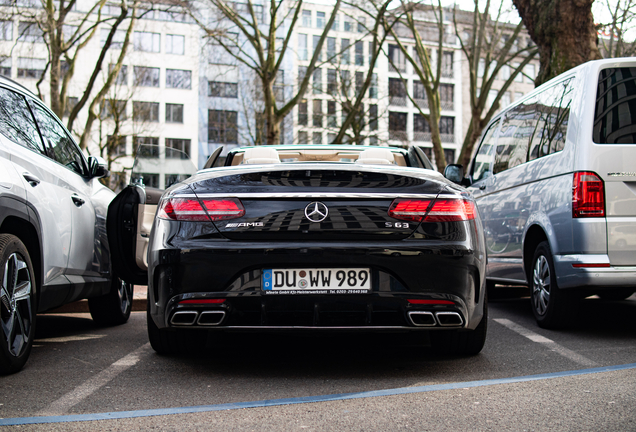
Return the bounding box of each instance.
[0,1,200,190]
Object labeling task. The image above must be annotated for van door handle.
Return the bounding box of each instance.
[23,173,40,187]
[71,194,85,207]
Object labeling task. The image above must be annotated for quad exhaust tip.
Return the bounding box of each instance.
[170,310,227,326]
[407,311,464,327]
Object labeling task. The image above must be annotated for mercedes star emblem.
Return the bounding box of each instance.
[304,202,329,223]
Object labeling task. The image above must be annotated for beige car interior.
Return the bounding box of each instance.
[135,202,156,271]
[236,148,406,166]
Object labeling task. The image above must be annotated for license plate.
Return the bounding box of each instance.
[262,268,371,294]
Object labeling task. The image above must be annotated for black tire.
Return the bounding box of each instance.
[0,234,36,375]
[530,241,577,329]
[597,289,635,301]
[431,298,488,356]
[88,276,133,326]
[147,304,206,355]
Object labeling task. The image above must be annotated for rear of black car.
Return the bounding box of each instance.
[146,165,487,354]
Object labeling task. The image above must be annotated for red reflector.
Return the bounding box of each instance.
[158,197,245,222]
[572,263,611,268]
[573,171,605,218]
[407,299,455,305]
[179,299,226,304]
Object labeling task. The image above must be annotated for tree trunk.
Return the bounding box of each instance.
[512,0,601,86]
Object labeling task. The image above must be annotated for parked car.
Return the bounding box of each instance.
[457,58,636,328]
[110,144,488,356]
[0,77,132,374]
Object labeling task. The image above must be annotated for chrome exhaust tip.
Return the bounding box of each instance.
[435,311,464,327]
[407,311,437,327]
[197,311,226,326]
[170,310,199,326]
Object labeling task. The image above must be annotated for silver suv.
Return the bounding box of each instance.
[0,77,131,374]
[463,58,636,328]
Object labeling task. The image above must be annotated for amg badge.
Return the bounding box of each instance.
[225,222,264,228]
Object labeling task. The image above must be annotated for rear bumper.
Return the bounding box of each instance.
[554,254,636,289]
[147,241,486,332]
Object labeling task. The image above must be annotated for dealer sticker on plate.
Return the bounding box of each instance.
[262,268,371,294]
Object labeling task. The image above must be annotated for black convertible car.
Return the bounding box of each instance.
[110,145,487,355]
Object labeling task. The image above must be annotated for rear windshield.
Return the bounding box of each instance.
[593,67,636,144]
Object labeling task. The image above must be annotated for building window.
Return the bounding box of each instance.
[133,101,159,122]
[355,41,364,66]
[63,97,78,117]
[369,104,378,131]
[500,64,510,80]
[107,135,127,156]
[389,111,407,141]
[369,74,378,99]
[327,37,336,62]
[524,64,536,83]
[166,34,185,55]
[439,116,455,140]
[135,136,159,158]
[302,10,311,27]
[313,68,322,94]
[441,51,453,78]
[440,84,454,110]
[355,72,364,96]
[388,44,406,72]
[166,138,190,159]
[100,28,126,49]
[327,69,337,95]
[0,21,12,41]
[331,13,339,31]
[340,70,350,97]
[312,35,322,62]
[109,64,128,85]
[133,66,159,87]
[298,66,307,83]
[139,173,159,188]
[209,81,238,98]
[513,62,522,82]
[208,110,238,144]
[17,57,45,79]
[298,33,308,61]
[0,58,10,77]
[389,78,407,106]
[101,99,127,120]
[298,131,308,143]
[298,99,308,125]
[134,31,160,52]
[18,22,43,43]
[166,69,191,89]
[165,103,183,123]
[313,99,322,127]
[327,100,336,127]
[344,17,352,32]
[316,11,325,28]
[312,131,322,144]
[341,38,350,64]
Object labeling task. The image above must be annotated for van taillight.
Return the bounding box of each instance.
[572,172,605,218]
[388,198,476,222]
[158,197,245,221]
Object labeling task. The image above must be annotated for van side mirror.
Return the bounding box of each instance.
[444,164,464,184]
[88,156,109,179]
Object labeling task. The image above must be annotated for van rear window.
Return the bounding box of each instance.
[594,67,636,144]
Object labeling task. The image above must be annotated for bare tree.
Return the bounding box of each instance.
[454,0,538,168]
[597,0,636,58]
[190,0,342,145]
[512,0,601,86]
[382,0,452,171]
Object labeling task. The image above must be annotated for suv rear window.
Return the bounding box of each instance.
[594,67,636,144]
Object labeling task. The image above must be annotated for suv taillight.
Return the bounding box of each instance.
[572,172,605,218]
[388,198,476,222]
[158,197,245,221]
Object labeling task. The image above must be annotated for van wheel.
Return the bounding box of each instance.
[88,276,133,326]
[530,241,577,329]
[0,234,36,375]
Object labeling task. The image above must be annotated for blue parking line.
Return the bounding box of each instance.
[2,362,636,426]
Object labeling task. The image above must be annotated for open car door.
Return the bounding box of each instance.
[107,144,198,286]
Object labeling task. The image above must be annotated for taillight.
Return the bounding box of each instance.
[158,197,245,221]
[572,172,605,218]
[388,198,476,222]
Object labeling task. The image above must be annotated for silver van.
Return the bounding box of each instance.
[463,58,636,328]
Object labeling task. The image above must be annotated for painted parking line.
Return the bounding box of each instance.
[494,318,598,367]
[37,343,152,417]
[3,362,636,426]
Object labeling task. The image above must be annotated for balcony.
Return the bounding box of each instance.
[389,130,408,141]
[413,98,428,110]
[389,63,406,74]
[389,96,407,106]
[412,132,455,143]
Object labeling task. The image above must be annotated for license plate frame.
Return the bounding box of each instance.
[262,268,372,295]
